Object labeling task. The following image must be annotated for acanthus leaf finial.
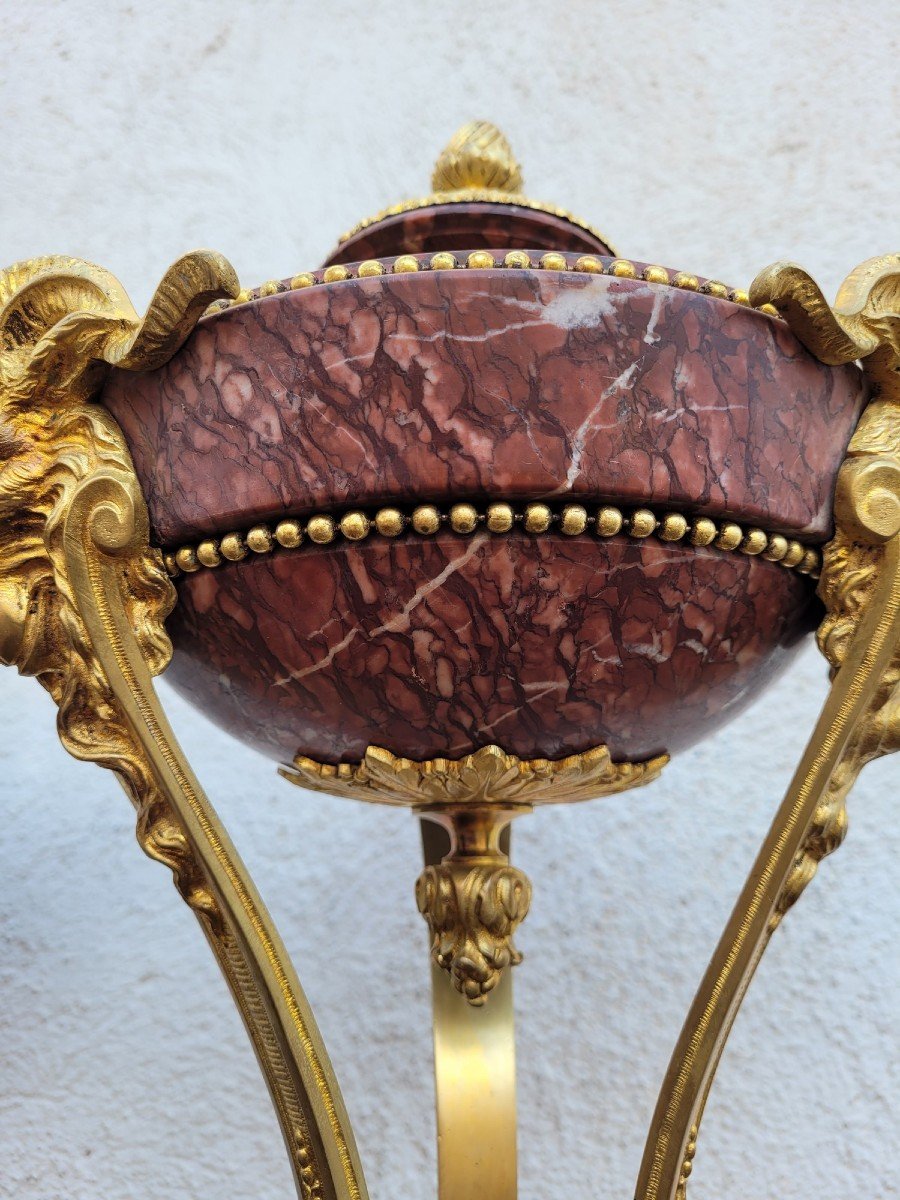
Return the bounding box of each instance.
[431,120,524,194]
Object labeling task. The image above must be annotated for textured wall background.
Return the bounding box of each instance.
[0,3,897,1198]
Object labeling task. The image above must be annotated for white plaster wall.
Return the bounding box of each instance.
[0,3,897,1197]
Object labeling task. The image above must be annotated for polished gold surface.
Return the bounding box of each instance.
[467,249,496,269]
[287,743,664,1003]
[287,740,664,1006]
[559,503,588,535]
[596,505,624,537]
[430,251,458,271]
[750,253,900,400]
[196,539,221,568]
[417,805,531,1004]
[449,502,479,533]
[574,254,604,274]
[715,521,743,551]
[629,508,657,538]
[0,249,236,701]
[0,255,367,1200]
[282,742,667,810]
[701,279,728,299]
[220,531,247,561]
[740,528,768,556]
[246,524,274,553]
[392,254,420,273]
[0,251,237,381]
[660,513,689,542]
[523,502,552,533]
[417,855,531,1003]
[611,258,637,278]
[276,518,304,549]
[503,249,531,269]
[339,511,369,542]
[539,251,569,272]
[485,501,515,533]
[411,503,441,535]
[374,506,405,537]
[690,517,717,547]
[307,514,336,544]
[429,959,518,1200]
[421,818,518,1200]
[636,256,900,1200]
[166,498,823,579]
[431,120,523,194]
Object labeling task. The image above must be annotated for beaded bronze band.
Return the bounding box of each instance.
[163,501,821,580]
[206,251,780,319]
[336,188,617,252]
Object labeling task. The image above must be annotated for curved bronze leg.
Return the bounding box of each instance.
[67,471,368,1200]
[637,255,900,1200]
[0,257,367,1200]
[636,537,900,1200]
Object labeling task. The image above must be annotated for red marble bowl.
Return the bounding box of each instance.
[102,253,866,767]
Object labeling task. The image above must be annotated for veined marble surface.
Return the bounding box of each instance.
[167,532,814,763]
[0,4,896,1200]
[104,267,864,544]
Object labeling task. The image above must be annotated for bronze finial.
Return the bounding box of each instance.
[431,120,524,194]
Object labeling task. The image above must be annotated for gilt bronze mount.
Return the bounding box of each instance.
[1,122,898,1200]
